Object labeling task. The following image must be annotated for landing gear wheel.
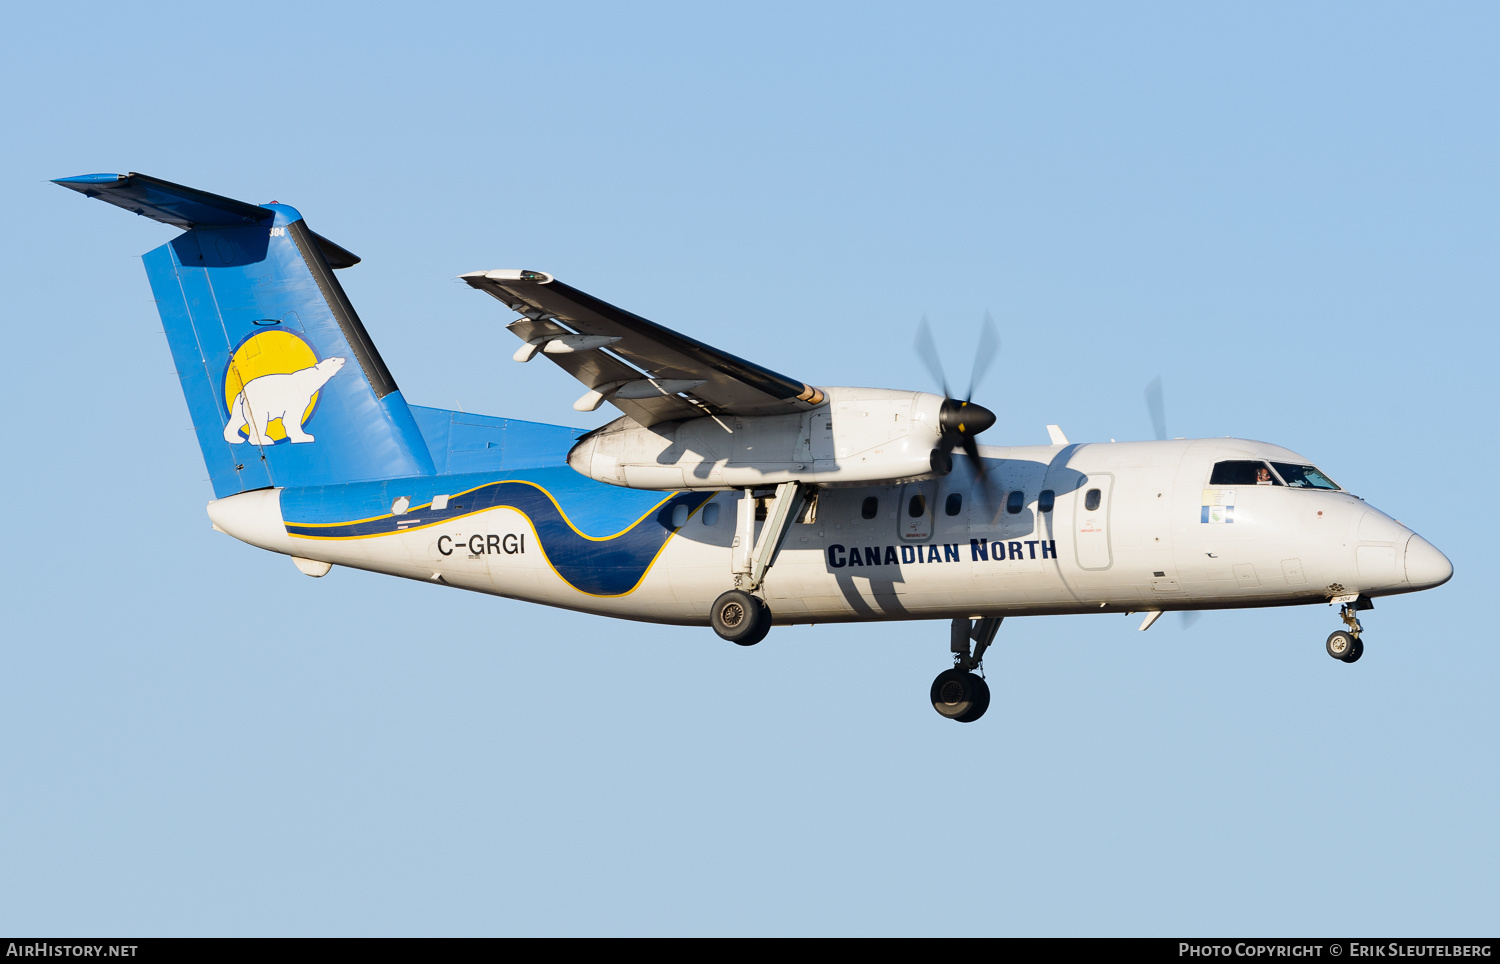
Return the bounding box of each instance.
[711,590,771,646]
[957,675,991,723]
[930,669,991,722]
[1326,630,1358,661]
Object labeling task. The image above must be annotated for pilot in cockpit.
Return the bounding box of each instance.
[1256,466,1275,485]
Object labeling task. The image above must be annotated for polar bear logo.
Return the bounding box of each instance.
[223,356,346,445]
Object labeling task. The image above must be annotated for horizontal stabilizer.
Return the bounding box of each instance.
[53,172,359,267]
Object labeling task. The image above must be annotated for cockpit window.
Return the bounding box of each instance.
[1209,460,1283,486]
[1270,462,1340,490]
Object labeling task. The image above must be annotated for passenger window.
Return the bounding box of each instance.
[1209,460,1282,486]
[1084,488,1101,511]
[1006,490,1024,515]
[908,494,926,518]
[945,493,963,516]
[1038,490,1055,513]
[671,504,689,527]
[1270,462,1340,490]
[860,496,878,520]
[703,503,720,526]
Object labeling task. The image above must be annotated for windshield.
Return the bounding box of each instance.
[1270,462,1340,490]
[1209,460,1282,486]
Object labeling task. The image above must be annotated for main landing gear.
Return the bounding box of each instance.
[711,589,771,646]
[711,482,812,647]
[1326,595,1371,663]
[932,616,1002,723]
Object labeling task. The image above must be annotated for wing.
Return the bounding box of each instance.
[460,269,824,427]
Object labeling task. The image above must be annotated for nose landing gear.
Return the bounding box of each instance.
[932,669,990,722]
[1326,595,1371,663]
[1326,629,1363,662]
[931,616,1002,722]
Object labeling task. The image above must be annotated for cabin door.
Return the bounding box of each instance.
[1074,473,1114,570]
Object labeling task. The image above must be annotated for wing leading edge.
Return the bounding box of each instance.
[461,269,824,427]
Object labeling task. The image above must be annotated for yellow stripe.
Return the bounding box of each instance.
[291,490,718,599]
[509,494,715,599]
[287,479,677,541]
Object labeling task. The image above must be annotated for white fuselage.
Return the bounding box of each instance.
[207,437,1450,626]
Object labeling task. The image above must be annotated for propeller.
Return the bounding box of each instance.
[1143,374,1200,631]
[1145,375,1167,441]
[915,314,1000,500]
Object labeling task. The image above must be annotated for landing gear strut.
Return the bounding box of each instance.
[1326,596,1370,663]
[712,482,811,646]
[931,616,1002,722]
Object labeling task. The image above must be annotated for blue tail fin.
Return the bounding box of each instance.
[56,173,434,497]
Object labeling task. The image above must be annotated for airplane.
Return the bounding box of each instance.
[55,171,1454,723]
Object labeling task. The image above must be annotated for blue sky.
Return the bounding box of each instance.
[2,1,1495,935]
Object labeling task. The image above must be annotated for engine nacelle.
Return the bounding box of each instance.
[567,388,950,490]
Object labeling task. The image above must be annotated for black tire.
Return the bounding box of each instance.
[1326,630,1356,660]
[711,590,771,646]
[931,668,986,721]
[1341,637,1365,663]
[955,675,991,723]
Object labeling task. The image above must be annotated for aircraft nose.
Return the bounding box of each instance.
[1404,534,1453,590]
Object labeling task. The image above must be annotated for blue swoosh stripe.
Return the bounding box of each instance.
[286,481,714,596]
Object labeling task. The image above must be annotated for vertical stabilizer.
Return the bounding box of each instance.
[56,173,435,497]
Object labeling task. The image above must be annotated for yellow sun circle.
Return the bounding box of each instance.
[224,330,322,442]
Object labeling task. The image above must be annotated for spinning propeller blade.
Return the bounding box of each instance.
[1147,375,1193,628]
[914,316,951,399]
[968,310,999,402]
[1145,375,1167,441]
[916,314,1001,507]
